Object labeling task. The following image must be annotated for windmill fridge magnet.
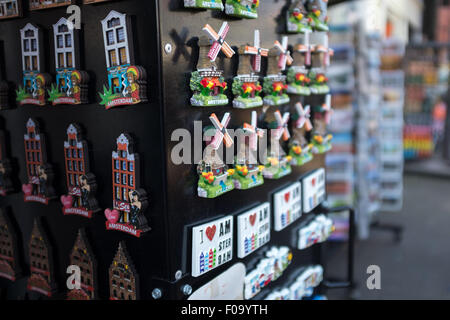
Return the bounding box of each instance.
[27,218,57,297]
[0,130,14,196]
[232,111,265,190]
[0,209,21,282]
[232,30,267,109]
[49,18,89,106]
[312,94,333,153]
[184,0,224,10]
[22,118,56,204]
[61,124,100,218]
[109,241,139,300]
[262,110,292,179]
[190,22,234,107]
[16,23,52,106]
[287,0,312,33]
[104,134,150,238]
[225,0,260,19]
[263,37,292,106]
[309,43,332,95]
[287,35,311,96]
[307,0,329,32]
[289,102,314,166]
[99,11,147,109]
[197,113,235,198]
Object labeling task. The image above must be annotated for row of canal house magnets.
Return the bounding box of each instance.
[10,10,147,109]
[190,23,333,108]
[0,208,140,300]
[20,118,150,238]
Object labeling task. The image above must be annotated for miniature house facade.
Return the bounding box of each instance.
[64,124,87,205]
[0,211,18,281]
[109,242,137,300]
[24,118,43,190]
[101,10,131,94]
[53,18,76,93]
[29,0,72,11]
[0,0,19,19]
[20,23,41,93]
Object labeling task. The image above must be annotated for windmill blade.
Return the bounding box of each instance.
[221,42,235,58]
[254,29,260,48]
[203,24,219,41]
[210,131,224,150]
[251,111,257,128]
[274,40,285,54]
[278,53,287,70]
[253,54,261,72]
[282,127,291,141]
[325,94,332,108]
[305,119,313,131]
[281,36,289,51]
[209,113,223,131]
[274,110,283,126]
[217,22,230,39]
[286,51,294,65]
[282,112,290,125]
[295,102,304,116]
[259,48,269,57]
[244,45,259,55]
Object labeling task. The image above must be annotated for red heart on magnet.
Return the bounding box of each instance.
[249,213,257,226]
[22,184,33,195]
[311,178,316,187]
[284,192,290,203]
[60,195,73,208]
[206,225,216,241]
[105,209,120,224]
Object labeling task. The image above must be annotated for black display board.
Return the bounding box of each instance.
[1,0,330,300]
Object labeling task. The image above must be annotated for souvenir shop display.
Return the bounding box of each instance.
[29,0,73,11]
[287,36,312,96]
[232,111,265,190]
[99,10,147,109]
[0,209,21,281]
[197,113,235,198]
[289,102,314,166]
[225,0,260,19]
[0,129,14,196]
[22,118,56,204]
[109,241,139,300]
[16,23,52,106]
[287,0,312,34]
[232,30,266,109]
[184,0,224,11]
[0,0,21,20]
[49,18,89,106]
[61,124,100,218]
[190,22,234,107]
[312,94,333,153]
[104,133,150,237]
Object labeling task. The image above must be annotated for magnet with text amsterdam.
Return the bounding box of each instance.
[225,0,260,19]
[302,168,326,213]
[104,133,150,237]
[237,202,270,258]
[0,129,15,196]
[184,0,224,10]
[22,118,56,205]
[99,11,148,109]
[17,24,52,106]
[190,22,235,107]
[61,124,100,218]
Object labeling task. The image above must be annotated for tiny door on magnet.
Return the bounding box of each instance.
[273,182,302,231]
[109,241,139,300]
[302,168,326,213]
[237,202,270,258]
[191,216,233,277]
[0,208,21,282]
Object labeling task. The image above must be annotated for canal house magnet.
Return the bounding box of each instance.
[99,11,147,109]
[232,30,266,109]
[0,0,21,20]
[190,22,234,107]
[22,118,56,204]
[184,0,224,10]
[287,0,312,33]
[27,218,56,297]
[61,124,100,218]
[302,168,326,213]
[297,214,333,250]
[49,18,89,106]
[287,35,311,96]
[225,0,259,19]
[273,182,302,231]
[29,0,73,11]
[307,0,329,32]
[109,241,139,300]
[104,133,150,237]
[191,215,233,277]
[197,113,235,198]
[312,94,333,153]
[17,23,52,106]
[232,111,265,190]
[263,111,292,179]
[289,102,314,166]
[237,202,270,258]
[263,37,292,106]
[0,209,21,282]
[67,229,98,300]
[0,130,14,196]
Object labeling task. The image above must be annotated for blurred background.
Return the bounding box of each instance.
[325,0,450,299]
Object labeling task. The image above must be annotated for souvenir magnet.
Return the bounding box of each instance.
[190,22,234,107]
[302,168,326,213]
[237,202,270,258]
[61,124,100,218]
[184,0,224,10]
[99,11,147,109]
[109,241,139,300]
[307,0,329,32]
[104,133,150,237]
[29,0,73,11]
[309,39,332,95]
[233,111,265,190]
[191,216,233,277]
[17,24,52,106]
[22,118,56,204]
[232,30,266,109]
[312,94,333,153]
[289,102,314,166]
[49,18,89,106]
[287,0,312,33]
[273,183,301,231]
[263,37,291,106]
[197,113,235,198]
[0,208,21,281]
[298,214,333,250]
[67,229,98,300]
[225,0,259,19]
[262,111,292,179]
[0,130,14,196]
[27,218,57,297]
[0,0,22,19]
[287,35,312,95]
